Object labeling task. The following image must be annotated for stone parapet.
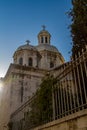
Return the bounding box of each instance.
[33,109,87,130]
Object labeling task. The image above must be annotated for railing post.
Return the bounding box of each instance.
[52,85,55,120]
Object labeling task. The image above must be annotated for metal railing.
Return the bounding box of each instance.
[52,46,87,119]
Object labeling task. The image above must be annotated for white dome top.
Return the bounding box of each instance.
[38,30,51,37]
[16,43,37,51]
[13,27,65,69]
[36,44,59,53]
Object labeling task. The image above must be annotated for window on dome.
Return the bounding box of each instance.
[50,62,54,68]
[28,58,33,66]
[45,37,48,43]
[41,37,44,43]
[19,57,23,65]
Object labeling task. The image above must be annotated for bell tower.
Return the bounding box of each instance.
[38,25,51,45]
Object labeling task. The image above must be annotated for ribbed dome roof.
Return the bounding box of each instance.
[38,30,51,37]
[16,43,37,51]
[36,44,59,53]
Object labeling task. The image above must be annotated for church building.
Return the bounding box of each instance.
[0,26,65,130]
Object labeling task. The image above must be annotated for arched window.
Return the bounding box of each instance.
[19,57,23,65]
[28,58,33,66]
[41,37,44,43]
[45,37,48,43]
[50,62,54,68]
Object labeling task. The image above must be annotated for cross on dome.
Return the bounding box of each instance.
[42,25,46,30]
[26,40,30,45]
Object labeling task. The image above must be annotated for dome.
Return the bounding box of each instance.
[36,44,59,53]
[16,43,37,51]
[37,26,51,45]
[38,30,51,37]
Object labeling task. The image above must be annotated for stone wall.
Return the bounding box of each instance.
[33,109,87,130]
[0,64,46,130]
[0,77,11,130]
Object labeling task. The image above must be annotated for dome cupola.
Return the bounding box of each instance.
[13,40,38,67]
[38,25,51,45]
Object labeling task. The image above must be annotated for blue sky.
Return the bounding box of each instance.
[0,0,72,77]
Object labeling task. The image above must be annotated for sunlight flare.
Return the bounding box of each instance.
[0,81,3,92]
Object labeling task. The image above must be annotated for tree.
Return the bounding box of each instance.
[68,0,87,57]
[7,121,13,130]
[30,75,55,122]
[24,75,57,129]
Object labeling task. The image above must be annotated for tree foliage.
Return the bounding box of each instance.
[7,121,13,130]
[68,0,87,57]
[24,75,57,129]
